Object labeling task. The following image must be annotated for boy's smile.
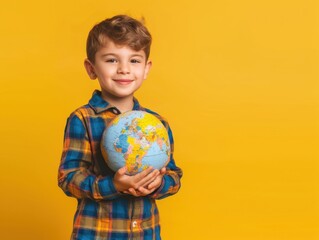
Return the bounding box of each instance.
[113,79,134,85]
[84,39,152,109]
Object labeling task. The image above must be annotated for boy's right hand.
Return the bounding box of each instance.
[113,166,159,193]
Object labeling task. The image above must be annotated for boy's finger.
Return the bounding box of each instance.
[141,178,156,189]
[147,180,157,190]
[137,187,151,195]
[160,167,166,174]
[133,167,153,182]
[117,166,127,176]
[142,172,160,187]
[146,186,157,193]
[128,188,139,196]
[136,169,159,187]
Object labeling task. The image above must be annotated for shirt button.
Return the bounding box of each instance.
[111,108,120,114]
[132,221,137,228]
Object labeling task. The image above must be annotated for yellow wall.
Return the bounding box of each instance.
[1,1,318,239]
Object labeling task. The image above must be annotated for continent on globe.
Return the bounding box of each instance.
[101,110,171,175]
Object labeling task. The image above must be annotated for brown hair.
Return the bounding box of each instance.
[86,15,152,63]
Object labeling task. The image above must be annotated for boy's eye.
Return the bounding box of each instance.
[105,58,117,63]
[130,59,141,63]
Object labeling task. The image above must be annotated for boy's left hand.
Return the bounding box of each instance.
[123,168,166,197]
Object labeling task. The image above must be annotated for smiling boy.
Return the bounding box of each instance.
[58,15,182,240]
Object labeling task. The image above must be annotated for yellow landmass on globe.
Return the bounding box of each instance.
[113,114,169,173]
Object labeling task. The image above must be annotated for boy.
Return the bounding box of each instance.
[58,15,182,240]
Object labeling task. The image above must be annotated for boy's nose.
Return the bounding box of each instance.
[117,63,130,74]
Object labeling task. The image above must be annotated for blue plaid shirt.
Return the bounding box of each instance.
[58,90,182,240]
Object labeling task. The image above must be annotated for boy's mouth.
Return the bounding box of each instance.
[113,79,133,85]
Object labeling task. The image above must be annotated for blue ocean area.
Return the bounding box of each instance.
[116,134,129,153]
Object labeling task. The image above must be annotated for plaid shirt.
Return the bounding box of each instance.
[58,90,182,240]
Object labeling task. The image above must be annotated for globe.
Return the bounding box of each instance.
[101,110,171,175]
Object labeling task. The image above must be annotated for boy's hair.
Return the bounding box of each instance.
[86,15,152,63]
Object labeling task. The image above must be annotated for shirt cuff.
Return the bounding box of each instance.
[150,175,168,198]
[98,175,120,200]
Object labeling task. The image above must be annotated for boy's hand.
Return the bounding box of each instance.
[113,166,159,193]
[124,168,166,197]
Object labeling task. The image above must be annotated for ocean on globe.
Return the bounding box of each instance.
[101,110,171,175]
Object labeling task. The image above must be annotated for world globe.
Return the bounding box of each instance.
[101,110,171,175]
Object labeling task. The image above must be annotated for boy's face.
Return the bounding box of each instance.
[84,39,152,104]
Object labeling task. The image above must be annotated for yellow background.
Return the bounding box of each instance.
[1,0,318,239]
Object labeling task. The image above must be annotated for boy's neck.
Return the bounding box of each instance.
[101,92,134,113]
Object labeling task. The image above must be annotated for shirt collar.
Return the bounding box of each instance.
[88,90,143,114]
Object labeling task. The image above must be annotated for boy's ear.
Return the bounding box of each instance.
[143,60,152,80]
[84,59,97,79]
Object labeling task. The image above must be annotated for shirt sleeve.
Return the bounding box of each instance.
[150,123,183,200]
[58,112,121,201]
